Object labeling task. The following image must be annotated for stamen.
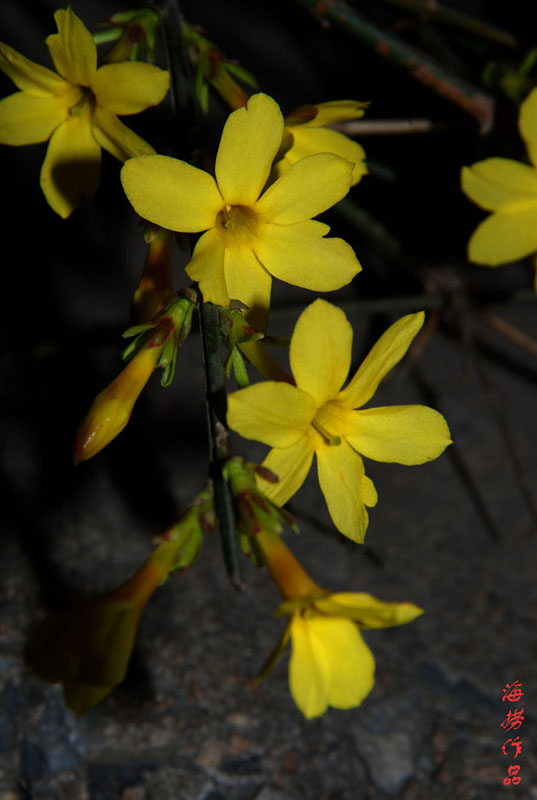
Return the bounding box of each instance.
[311,418,341,446]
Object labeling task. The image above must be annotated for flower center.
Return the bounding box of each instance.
[69,87,94,117]
[217,204,260,247]
[312,400,351,446]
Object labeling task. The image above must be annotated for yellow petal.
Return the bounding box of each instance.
[215,93,283,205]
[468,207,537,265]
[283,126,367,185]
[91,62,169,115]
[288,614,330,718]
[519,87,537,168]
[305,100,368,126]
[40,108,100,218]
[461,159,537,211]
[255,153,352,224]
[0,90,70,145]
[289,299,352,405]
[316,440,370,542]
[338,312,424,410]
[254,220,361,290]
[227,382,316,447]
[46,8,96,86]
[320,618,374,711]
[186,229,229,306]
[361,474,378,507]
[0,41,68,96]
[257,436,315,506]
[121,155,222,231]
[92,106,155,161]
[224,245,272,331]
[346,405,452,465]
[320,593,424,629]
[289,615,374,718]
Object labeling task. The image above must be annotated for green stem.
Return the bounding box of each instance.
[294,0,495,132]
[377,0,518,49]
[199,303,243,587]
[161,0,242,587]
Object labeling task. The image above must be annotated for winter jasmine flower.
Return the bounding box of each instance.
[256,528,422,719]
[121,93,361,328]
[227,299,451,542]
[462,88,537,275]
[0,7,169,217]
[278,100,368,185]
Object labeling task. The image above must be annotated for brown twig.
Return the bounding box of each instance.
[294,0,495,132]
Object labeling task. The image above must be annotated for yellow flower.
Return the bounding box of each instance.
[277,100,368,186]
[24,492,211,715]
[227,299,451,542]
[121,93,361,329]
[24,546,173,715]
[256,528,422,719]
[0,7,169,218]
[461,88,537,268]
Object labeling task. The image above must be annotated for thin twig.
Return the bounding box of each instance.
[199,303,244,587]
[377,0,519,49]
[479,310,537,359]
[294,0,495,132]
[162,0,243,587]
[332,118,435,135]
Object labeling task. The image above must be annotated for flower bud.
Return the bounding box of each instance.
[73,340,164,463]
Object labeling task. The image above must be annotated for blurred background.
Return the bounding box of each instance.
[1,1,537,798]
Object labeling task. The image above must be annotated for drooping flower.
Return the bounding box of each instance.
[0,7,169,217]
[277,100,368,186]
[461,88,537,276]
[24,487,213,715]
[227,299,451,543]
[255,528,422,719]
[121,93,361,329]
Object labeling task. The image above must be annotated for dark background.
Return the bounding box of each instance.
[1,1,537,798]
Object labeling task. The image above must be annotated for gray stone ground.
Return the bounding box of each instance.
[2,1,537,798]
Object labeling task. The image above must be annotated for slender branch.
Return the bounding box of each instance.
[161,0,242,587]
[377,0,518,49]
[332,118,434,136]
[294,0,495,132]
[199,303,243,587]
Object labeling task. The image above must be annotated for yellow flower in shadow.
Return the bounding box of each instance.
[24,494,210,715]
[0,7,169,217]
[462,88,537,274]
[24,555,166,715]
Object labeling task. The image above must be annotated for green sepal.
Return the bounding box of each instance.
[93,28,123,45]
[223,457,298,552]
[225,346,249,387]
[225,61,258,88]
[154,484,215,581]
[108,8,160,52]
[254,621,292,685]
[195,48,211,113]
[220,305,264,388]
[120,288,198,384]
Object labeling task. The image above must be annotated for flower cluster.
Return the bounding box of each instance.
[3,7,454,721]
